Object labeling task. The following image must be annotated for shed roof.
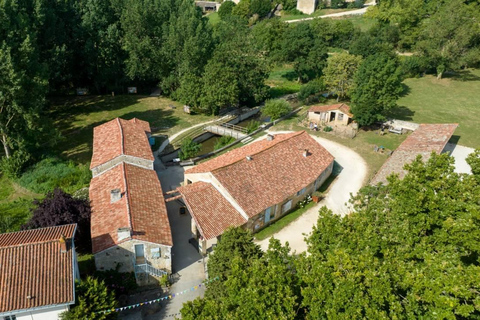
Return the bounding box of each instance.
[0,225,76,314]
[370,123,458,185]
[308,103,353,117]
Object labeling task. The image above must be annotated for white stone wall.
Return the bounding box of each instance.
[94,239,172,274]
[297,0,317,14]
[91,155,154,177]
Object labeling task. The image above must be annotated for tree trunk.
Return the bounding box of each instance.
[1,134,11,158]
[437,72,443,80]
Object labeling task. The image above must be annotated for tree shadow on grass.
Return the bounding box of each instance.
[399,83,411,97]
[445,70,480,82]
[281,71,298,82]
[54,108,178,165]
[387,105,415,121]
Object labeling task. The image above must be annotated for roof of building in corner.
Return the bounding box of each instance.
[0,224,76,314]
[90,162,173,254]
[308,103,353,117]
[186,131,335,218]
[370,123,458,185]
[90,118,153,169]
[177,182,247,240]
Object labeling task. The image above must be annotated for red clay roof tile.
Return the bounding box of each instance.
[0,225,76,313]
[177,182,247,240]
[90,118,154,169]
[309,103,353,117]
[90,163,172,254]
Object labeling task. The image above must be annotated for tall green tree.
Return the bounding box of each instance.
[416,0,480,79]
[281,24,328,82]
[302,152,480,318]
[323,52,362,101]
[350,53,403,125]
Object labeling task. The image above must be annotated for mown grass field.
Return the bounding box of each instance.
[50,95,214,164]
[394,69,480,149]
[266,64,302,98]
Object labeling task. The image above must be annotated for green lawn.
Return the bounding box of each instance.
[206,12,220,25]
[267,64,302,98]
[393,69,480,148]
[343,15,376,32]
[0,175,39,233]
[50,95,214,164]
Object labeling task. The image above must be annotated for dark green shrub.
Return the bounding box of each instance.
[17,157,91,194]
[250,0,272,17]
[323,126,333,132]
[262,99,292,120]
[0,150,31,179]
[179,138,202,160]
[298,79,326,104]
[94,267,138,297]
[214,136,236,150]
[347,0,364,8]
[330,0,345,8]
[218,0,236,19]
[400,55,428,78]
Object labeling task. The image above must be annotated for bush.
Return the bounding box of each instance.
[347,0,364,8]
[323,126,333,132]
[262,99,292,121]
[0,149,31,179]
[218,0,236,19]
[22,188,92,253]
[60,277,117,320]
[298,79,326,104]
[94,267,138,297]
[179,138,202,160]
[17,157,91,194]
[250,0,272,17]
[400,55,428,78]
[330,0,345,8]
[214,136,236,150]
[246,120,261,133]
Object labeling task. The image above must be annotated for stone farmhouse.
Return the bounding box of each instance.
[308,103,353,126]
[371,123,458,185]
[0,225,79,320]
[89,118,172,285]
[172,131,334,254]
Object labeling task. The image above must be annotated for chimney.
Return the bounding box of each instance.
[303,149,309,158]
[110,189,122,203]
[59,235,67,253]
[117,227,131,241]
[246,156,252,161]
[267,134,274,141]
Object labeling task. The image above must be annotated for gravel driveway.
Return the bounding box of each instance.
[256,131,368,253]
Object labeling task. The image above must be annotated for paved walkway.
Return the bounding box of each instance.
[443,142,475,174]
[256,130,368,253]
[154,164,206,319]
[286,1,375,23]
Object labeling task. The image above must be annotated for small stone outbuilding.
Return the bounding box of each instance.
[308,103,353,126]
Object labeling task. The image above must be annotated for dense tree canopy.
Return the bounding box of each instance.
[350,53,404,125]
[181,152,480,319]
[323,52,362,101]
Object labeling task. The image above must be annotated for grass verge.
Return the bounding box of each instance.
[255,201,316,240]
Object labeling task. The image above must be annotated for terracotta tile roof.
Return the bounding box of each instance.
[90,118,154,169]
[90,163,172,254]
[177,182,247,240]
[0,225,76,313]
[371,123,458,185]
[308,103,353,117]
[186,131,334,218]
[186,132,303,174]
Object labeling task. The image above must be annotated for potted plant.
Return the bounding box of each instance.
[312,191,324,203]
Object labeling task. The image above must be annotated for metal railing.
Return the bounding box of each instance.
[132,257,167,279]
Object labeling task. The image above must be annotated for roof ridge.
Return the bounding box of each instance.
[117,118,125,155]
[211,131,306,173]
[122,163,134,235]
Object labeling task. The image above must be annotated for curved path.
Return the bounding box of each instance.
[153,115,230,156]
[256,130,368,253]
[286,1,375,23]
